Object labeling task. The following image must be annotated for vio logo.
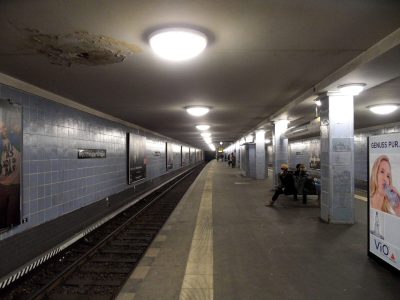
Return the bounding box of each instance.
[374,239,390,256]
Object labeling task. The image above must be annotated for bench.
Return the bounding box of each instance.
[293,174,321,203]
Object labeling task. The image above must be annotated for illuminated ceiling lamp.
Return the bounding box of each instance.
[337,83,366,96]
[186,106,210,117]
[368,104,399,115]
[149,27,207,61]
[196,124,210,131]
[245,134,254,143]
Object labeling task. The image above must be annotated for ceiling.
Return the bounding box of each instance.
[0,0,400,149]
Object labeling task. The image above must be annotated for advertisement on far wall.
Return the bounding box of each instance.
[368,133,400,271]
[182,146,189,166]
[0,99,21,230]
[128,133,147,184]
[309,139,320,169]
[189,148,195,164]
[166,142,173,170]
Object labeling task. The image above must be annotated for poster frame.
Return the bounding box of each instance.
[166,142,173,171]
[127,132,147,185]
[0,98,22,230]
[367,135,400,274]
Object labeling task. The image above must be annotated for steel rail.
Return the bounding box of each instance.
[27,166,199,300]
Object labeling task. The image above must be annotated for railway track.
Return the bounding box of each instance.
[0,164,204,300]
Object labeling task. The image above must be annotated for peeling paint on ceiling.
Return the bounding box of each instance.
[16,26,141,67]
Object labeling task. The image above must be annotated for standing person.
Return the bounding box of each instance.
[231,152,236,168]
[266,163,297,206]
[228,153,231,166]
[370,155,400,216]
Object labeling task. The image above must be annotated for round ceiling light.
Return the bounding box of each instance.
[149,28,207,61]
[337,83,366,96]
[186,106,210,117]
[196,124,210,131]
[368,104,399,115]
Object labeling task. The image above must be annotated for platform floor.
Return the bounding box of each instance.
[117,160,400,300]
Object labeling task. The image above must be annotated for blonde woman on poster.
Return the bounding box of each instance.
[0,117,21,229]
[0,121,20,185]
[370,155,400,216]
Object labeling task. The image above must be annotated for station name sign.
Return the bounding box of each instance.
[78,149,106,159]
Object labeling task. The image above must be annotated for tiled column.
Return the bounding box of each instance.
[273,120,289,186]
[319,92,355,224]
[255,130,266,179]
[234,141,240,168]
[265,143,269,178]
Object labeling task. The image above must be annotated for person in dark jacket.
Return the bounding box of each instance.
[231,153,236,168]
[266,163,297,206]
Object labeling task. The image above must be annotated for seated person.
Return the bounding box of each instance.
[294,164,312,204]
[294,163,302,176]
[266,163,297,206]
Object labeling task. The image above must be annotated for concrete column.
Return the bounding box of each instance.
[273,120,289,186]
[265,139,272,178]
[255,130,266,179]
[319,92,355,224]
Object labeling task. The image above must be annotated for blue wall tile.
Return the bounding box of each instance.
[0,83,200,240]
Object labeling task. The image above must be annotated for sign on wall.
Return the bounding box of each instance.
[0,99,21,230]
[368,133,400,271]
[78,149,106,159]
[128,133,147,184]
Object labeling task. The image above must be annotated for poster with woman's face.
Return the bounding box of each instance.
[369,133,400,271]
[0,99,21,230]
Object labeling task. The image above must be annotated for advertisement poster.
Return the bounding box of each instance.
[369,133,400,271]
[189,148,195,164]
[309,139,320,169]
[197,149,202,162]
[0,99,21,230]
[166,142,173,170]
[182,146,189,166]
[128,133,147,184]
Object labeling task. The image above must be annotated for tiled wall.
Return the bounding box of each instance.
[266,145,273,167]
[0,83,199,240]
[289,138,320,171]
